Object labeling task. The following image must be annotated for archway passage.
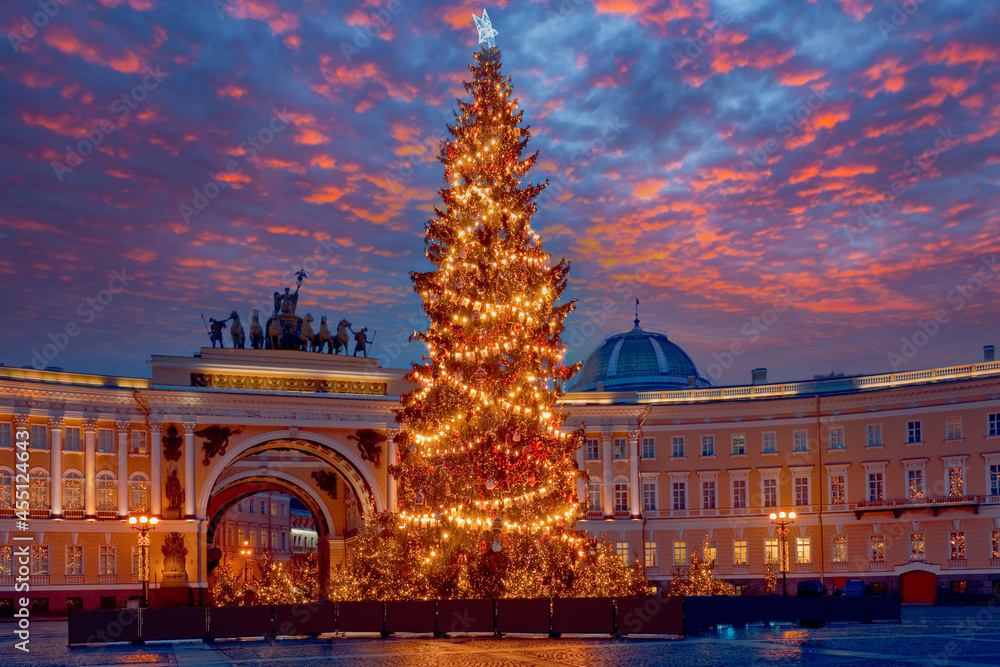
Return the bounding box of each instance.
[900,570,937,604]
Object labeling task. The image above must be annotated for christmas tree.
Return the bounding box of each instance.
[337,17,646,600]
[667,536,735,596]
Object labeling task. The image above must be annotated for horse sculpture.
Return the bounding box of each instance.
[248,310,264,349]
[267,313,282,350]
[334,319,352,355]
[313,315,334,353]
[229,311,246,349]
[299,313,314,351]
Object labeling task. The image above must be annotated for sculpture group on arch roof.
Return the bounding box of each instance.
[201,272,373,357]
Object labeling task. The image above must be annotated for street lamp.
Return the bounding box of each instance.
[240,540,254,584]
[768,510,796,596]
[127,514,159,607]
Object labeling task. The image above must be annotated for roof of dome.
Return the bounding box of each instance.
[567,320,711,392]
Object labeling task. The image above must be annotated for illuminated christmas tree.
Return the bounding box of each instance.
[667,536,735,596]
[337,15,646,600]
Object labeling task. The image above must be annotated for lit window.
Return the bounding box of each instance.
[615,542,630,564]
[613,438,627,460]
[99,545,116,575]
[644,541,657,568]
[949,467,964,497]
[96,473,116,513]
[796,537,811,564]
[765,539,779,564]
[832,536,847,563]
[732,479,747,508]
[671,436,685,458]
[66,545,83,576]
[642,480,657,511]
[587,482,602,511]
[794,477,810,507]
[701,435,715,457]
[674,541,687,566]
[672,482,686,510]
[950,532,965,560]
[613,482,628,512]
[130,430,148,455]
[97,428,115,453]
[907,421,921,444]
[734,539,748,565]
[31,545,48,575]
[910,533,925,560]
[64,427,82,452]
[793,430,808,452]
[907,468,924,500]
[642,437,655,459]
[129,476,149,513]
[762,432,776,454]
[992,530,999,559]
[64,472,83,511]
[29,471,49,510]
[990,464,1000,496]
[868,472,884,501]
[762,478,777,508]
[867,424,882,448]
[132,546,141,577]
[946,416,962,440]
[829,426,844,450]
[704,540,717,564]
[585,439,599,460]
[0,470,10,510]
[731,434,745,455]
[702,480,716,510]
[0,546,13,576]
[830,475,845,504]
[870,535,885,561]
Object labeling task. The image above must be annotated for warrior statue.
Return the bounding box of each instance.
[265,271,307,350]
[166,469,183,510]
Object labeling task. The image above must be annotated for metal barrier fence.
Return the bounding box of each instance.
[67,595,901,644]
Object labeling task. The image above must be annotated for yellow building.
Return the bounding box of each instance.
[1,329,998,611]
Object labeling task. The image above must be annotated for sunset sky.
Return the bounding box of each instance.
[1,0,998,385]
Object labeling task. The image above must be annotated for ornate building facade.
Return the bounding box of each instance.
[1,327,998,611]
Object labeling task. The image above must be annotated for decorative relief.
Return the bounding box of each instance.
[190,372,387,396]
[312,470,338,499]
[348,429,387,466]
[195,425,245,465]
[162,425,183,461]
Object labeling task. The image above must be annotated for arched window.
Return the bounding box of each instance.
[613,476,629,514]
[0,468,12,514]
[63,470,84,513]
[96,472,117,514]
[28,469,49,512]
[129,473,149,513]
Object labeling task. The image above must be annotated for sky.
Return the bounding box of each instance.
[1,0,998,386]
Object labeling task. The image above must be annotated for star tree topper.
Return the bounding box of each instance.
[473,8,498,48]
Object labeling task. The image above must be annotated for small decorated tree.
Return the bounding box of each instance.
[668,536,735,596]
[763,562,778,594]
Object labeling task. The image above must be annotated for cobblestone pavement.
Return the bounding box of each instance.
[3,606,1000,666]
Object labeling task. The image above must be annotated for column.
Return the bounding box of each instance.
[48,415,64,518]
[601,432,613,517]
[385,429,399,510]
[83,418,97,518]
[149,420,162,517]
[116,420,130,517]
[575,436,586,503]
[183,421,197,519]
[629,431,641,518]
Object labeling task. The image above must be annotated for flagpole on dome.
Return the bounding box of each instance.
[634,298,640,328]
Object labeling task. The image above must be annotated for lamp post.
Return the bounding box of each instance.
[127,514,159,607]
[769,510,796,596]
[240,540,254,584]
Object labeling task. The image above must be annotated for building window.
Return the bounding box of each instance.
[990,464,1000,496]
[64,472,83,511]
[29,471,49,510]
[0,422,10,448]
[132,546,141,577]
[794,477,810,507]
[830,474,846,504]
[992,530,999,559]
[672,482,686,510]
[867,424,882,448]
[249,529,256,547]
[945,416,962,440]
[907,421,921,444]
[129,476,149,513]
[66,545,83,576]
[249,501,254,514]
[642,437,655,459]
[615,542,630,564]
[613,482,629,513]
[260,501,267,514]
[832,535,847,563]
[642,480,657,511]
[702,480,716,510]
[762,478,777,508]
[868,472,884,502]
[64,427,82,452]
[645,541,657,568]
[762,432,777,454]
[732,434,745,455]
[796,538,811,564]
[793,430,808,452]
[701,435,714,457]
[31,546,48,575]
[96,473,116,513]
[585,438,599,460]
[871,534,885,561]
[907,468,924,500]
[281,532,287,550]
[674,541,687,566]
[129,430,148,455]
[671,436,685,458]
[587,482,601,511]
[989,414,999,438]
[732,479,747,508]
[734,539,748,565]
[949,467,964,497]
[613,438,627,460]
[97,428,115,453]
[0,470,12,511]
[829,426,844,450]
[99,545,116,575]
[30,424,48,450]
[0,545,11,576]
[950,532,965,560]
[765,539,779,564]
[704,540,717,564]
[237,527,244,545]
[910,533,925,560]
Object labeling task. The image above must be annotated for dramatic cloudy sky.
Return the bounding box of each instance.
[1,0,998,385]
